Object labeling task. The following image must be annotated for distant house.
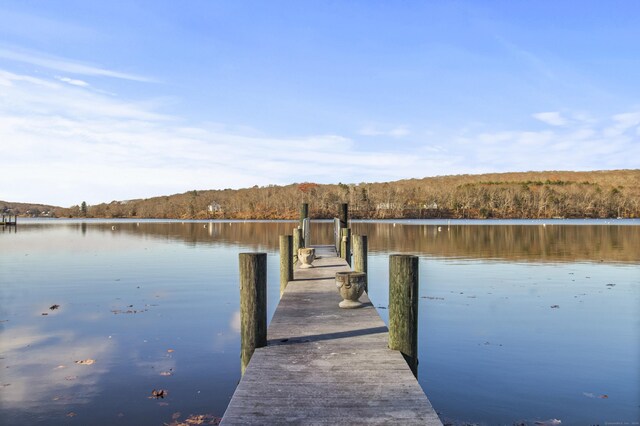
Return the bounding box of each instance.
[424,202,438,210]
[208,202,222,212]
[376,202,402,210]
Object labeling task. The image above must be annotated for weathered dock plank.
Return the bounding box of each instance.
[222,245,442,425]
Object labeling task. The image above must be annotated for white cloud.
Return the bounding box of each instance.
[0,46,154,82]
[0,69,424,205]
[0,67,637,207]
[55,76,89,87]
[603,111,640,137]
[532,111,567,126]
[359,125,410,138]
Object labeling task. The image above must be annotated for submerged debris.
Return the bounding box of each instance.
[49,304,60,310]
[550,305,560,309]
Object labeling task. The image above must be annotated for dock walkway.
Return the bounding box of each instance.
[221,245,442,425]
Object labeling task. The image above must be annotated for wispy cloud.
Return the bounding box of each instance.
[0,68,637,206]
[0,46,154,82]
[604,111,640,137]
[0,69,421,205]
[455,112,639,172]
[359,125,410,138]
[55,76,89,87]
[532,111,567,126]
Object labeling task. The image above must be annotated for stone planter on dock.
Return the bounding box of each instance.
[335,271,366,308]
[298,247,315,268]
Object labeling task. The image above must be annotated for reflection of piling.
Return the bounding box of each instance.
[352,235,368,292]
[239,253,267,375]
[292,227,302,264]
[279,235,293,296]
[388,254,419,377]
[340,228,351,266]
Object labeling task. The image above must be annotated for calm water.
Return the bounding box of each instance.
[1,219,638,425]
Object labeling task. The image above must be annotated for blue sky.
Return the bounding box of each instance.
[0,1,638,206]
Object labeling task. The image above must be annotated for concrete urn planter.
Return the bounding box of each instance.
[335,271,366,308]
[298,248,315,268]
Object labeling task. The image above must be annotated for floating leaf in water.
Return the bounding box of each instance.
[66,412,76,418]
[50,304,60,310]
[599,394,608,399]
[75,359,95,365]
[167,349,175,353]
[550,305,560,309]
[150,389,167,399]
[166,413,222,426]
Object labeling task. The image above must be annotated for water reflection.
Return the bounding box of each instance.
[1,220,638,425]
[11,219,639,264]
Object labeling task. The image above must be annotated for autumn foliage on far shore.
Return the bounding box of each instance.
[11,169,640,220]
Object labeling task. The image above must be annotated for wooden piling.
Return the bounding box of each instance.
[299,203,309,245]
[339,203,348,229]
[279,235,293,296]
[333,218,341,254]
[340,228,351,266]
[388,254,419,377]
[239,252,267,375]
[292,227,302,264]
[352,234,368,292]
[302,218,311,247]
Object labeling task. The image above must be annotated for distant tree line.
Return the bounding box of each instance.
[54,170,640,220]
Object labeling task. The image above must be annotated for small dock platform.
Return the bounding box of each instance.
[1,215,17,227]
[222,245,442,425]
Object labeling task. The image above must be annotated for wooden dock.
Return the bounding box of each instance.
[221,245,442,425]
[1,215,17,226]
